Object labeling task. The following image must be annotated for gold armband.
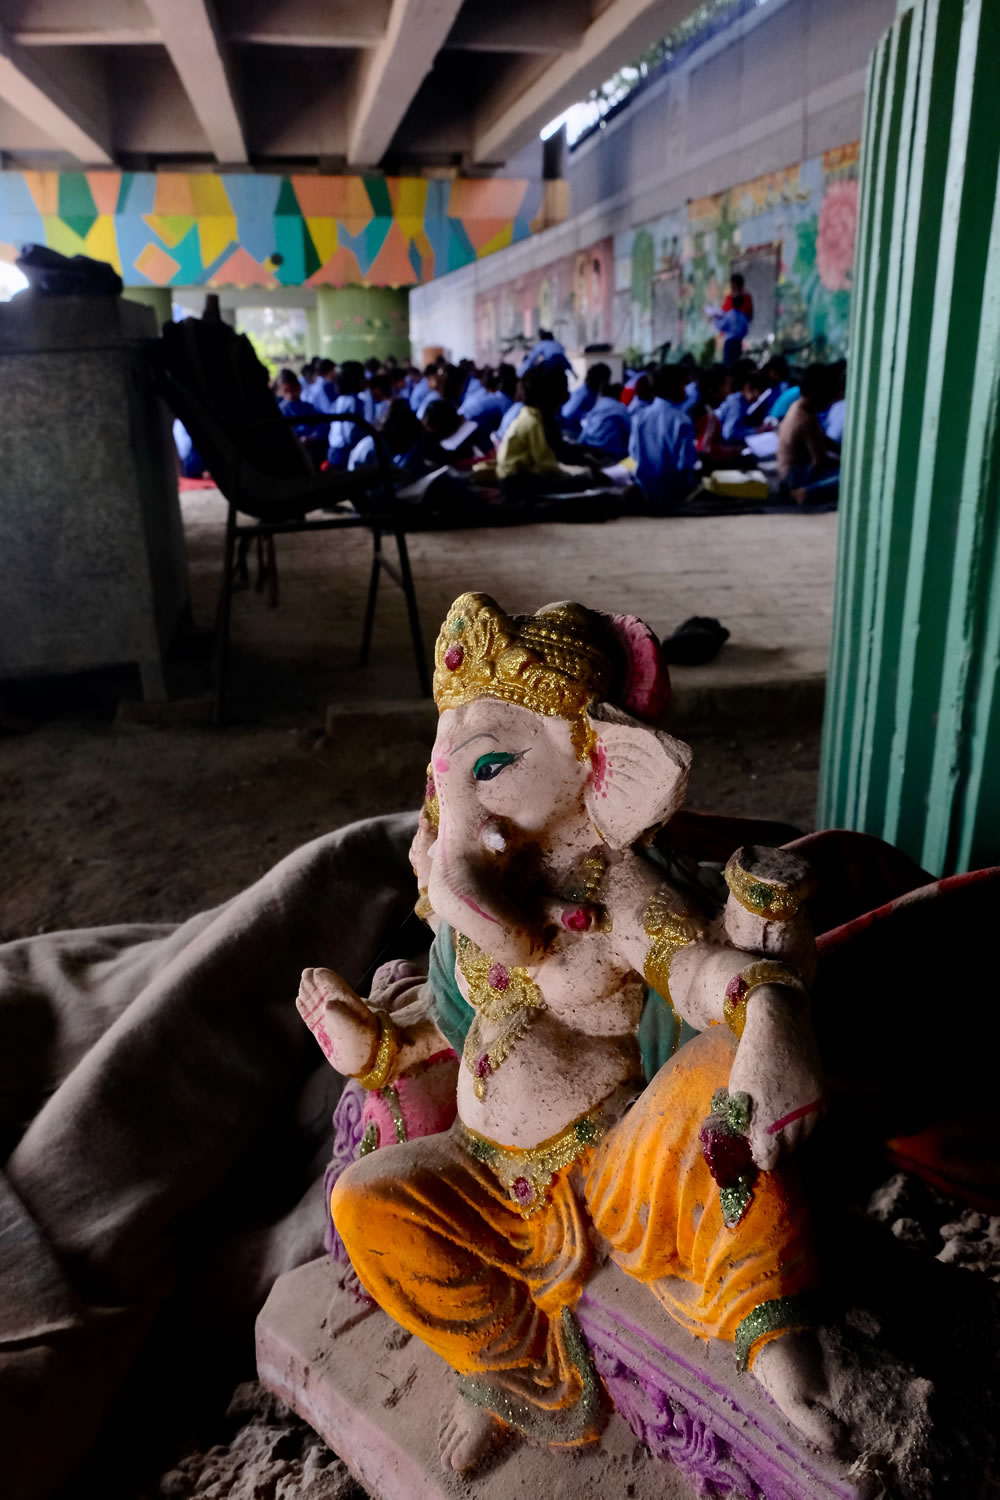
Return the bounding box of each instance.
[642,890,704,1006]
[723,960,807,1040]
[357,1011,401,1090]
[724,846,817,922]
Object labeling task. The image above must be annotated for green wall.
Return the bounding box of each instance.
[818,0,1000,875]
[315,286,410,364]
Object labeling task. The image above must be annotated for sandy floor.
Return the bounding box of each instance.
[1,495,835,939]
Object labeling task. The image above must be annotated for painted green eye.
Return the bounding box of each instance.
[473,751,520,782]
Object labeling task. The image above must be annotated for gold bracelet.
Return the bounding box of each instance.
[357,1011,401,1090]
[724,848,816,922]
[723,960,807,1040]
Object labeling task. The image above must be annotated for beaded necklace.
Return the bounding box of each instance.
[456,933,545,1101]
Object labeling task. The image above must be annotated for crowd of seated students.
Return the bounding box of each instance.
[174,338,847,516]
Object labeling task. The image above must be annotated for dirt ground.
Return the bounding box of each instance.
[0,706,821,941]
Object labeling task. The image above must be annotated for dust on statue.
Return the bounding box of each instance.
[296,592,834,1474]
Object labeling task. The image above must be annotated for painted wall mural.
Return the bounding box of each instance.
[0,171,545,289]
[616,143,860,360]
[474,237,614,365]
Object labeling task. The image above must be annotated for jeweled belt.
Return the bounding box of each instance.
[458,1082,639,1218]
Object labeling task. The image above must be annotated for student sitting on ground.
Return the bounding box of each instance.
[577,380,631,463]
[326,359,370,469]
[459,366,512,445]
[628,363,697,509]
[348,398,424,474]
[687,365,747,469]
[495,366,602,500]
[628,372,653,419]
[560,361,610,437]
[276,367,325,465]
[717,364,769,443]
[777,364,840,503]
[408,362,438,414]
[311,358,338,411]
[368,373,393,427]
[819,360,847,447]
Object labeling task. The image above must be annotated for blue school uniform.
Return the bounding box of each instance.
[409,377,430,413]
[578,395,631,459]
[518,337,572,377]
[459,387,511,444]
[279,396,322,439]
[560,384,598,436]
[714,307,750,366]
[820,398,846,442]
[327,394,366,468]
[416,389,444,421]
[769,385,800,423]
[717,391,754,444]
[496,400,523,441]
[628,397,697,506]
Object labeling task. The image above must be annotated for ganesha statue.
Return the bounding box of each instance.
[297,592,837,1475]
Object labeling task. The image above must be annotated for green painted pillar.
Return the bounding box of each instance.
[122,286,173,330]
[315,286,410,363]
[818,0,1000,875]
[305,307,320,358]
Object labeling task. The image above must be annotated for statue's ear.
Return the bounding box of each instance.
[585,706,691,847]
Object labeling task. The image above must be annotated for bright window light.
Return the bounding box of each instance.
[0,260,28,300]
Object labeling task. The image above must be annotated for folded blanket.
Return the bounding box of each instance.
[0,812,419,1500]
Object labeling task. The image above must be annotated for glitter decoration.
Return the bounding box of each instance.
[642,891,705,1011]
[722,960,807,1039]
[444,645,464,671]
[719,1178,755,1228]
[701,1088,757,1228]
[458,1308,605,1444]
[357,1011,401,1091]
[359,1121,379,1157]
[733,1295,813,1371]
[487,963,510,990]
[431,593,622,761]
[457,1086,634,1216]
[420,762,439,834]
[380,1083,408,1144]
[465,1003,542,1101]
[724,849,817,921]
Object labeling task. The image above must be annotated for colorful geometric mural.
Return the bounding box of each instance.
[0,171,545,289]
[615,143,861,360]
[473,236,614,365]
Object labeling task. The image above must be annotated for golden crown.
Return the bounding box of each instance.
[433,593,617,756]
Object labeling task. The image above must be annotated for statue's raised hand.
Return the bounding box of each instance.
[726,984,825,1171]
[297,961,445,1080]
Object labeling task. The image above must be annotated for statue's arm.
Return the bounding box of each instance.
[606,851,824,1168]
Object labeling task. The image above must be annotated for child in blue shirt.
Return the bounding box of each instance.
[577,382,631,462]
[628,365,697,508]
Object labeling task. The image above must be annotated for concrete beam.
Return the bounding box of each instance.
[346,0,465,168]
[445,0,588,54]
[475,0,692,163]
[0,24,112,162]
[143,0,247,164]
[227,0,391,47]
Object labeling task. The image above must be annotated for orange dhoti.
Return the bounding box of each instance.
[332,1028,817,1442]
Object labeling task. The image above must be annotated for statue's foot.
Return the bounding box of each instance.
[751,1330,845,1454]
[439,1396,505,1472]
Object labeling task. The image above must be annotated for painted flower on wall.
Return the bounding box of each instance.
[816,180,858,291]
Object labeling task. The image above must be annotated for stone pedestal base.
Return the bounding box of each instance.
[256,1257,860,1500]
